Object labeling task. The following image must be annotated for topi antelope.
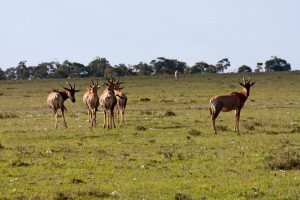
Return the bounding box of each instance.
[99,77,117,128]
[47,82,79,129]
[113,77,127,124]
[209,77,255,134]
[83,80,100,126]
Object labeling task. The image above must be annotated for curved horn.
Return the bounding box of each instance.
[105,75,111,83]
[248,77,251,83]
[66,81,73,89]
[91,80,95,86]
[73,83,75,90]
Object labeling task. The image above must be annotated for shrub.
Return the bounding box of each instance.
[164,111,176,117]
[140,97,150,102]
[135,125,146,131]
[0,113,19,119]
[188,129,201,136]
[266,139,300,170]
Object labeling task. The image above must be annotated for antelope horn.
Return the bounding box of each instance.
[66,81,73,89]
[105,75,111,83]
[91,80,95,86]
[73,83,75,90]
[248,77,251,83]
[242,77,245,84]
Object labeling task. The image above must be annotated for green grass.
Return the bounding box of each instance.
[0,72,300,199]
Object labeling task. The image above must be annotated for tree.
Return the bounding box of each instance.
[87,57,110,77]
[0,68,5,80]
[151,57,187,75]
[27,62,57,79]
[238,65,252,73]
[190,61,207,74]
[216,58,230,73]
[255,63,263,72]
[114,64,133,76]
[265,56,291,72]
[16,61,29,80]
[133,62,153,75]
[4,67,17,80]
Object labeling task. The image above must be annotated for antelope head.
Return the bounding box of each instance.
[64,82,80,102]
[112,76,124,90]
[103,76,116,91]
[239,77,255,97]
[89,80,100,94]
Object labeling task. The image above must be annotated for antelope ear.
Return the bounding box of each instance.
[74,90,80,92]
[97,86,101,89]
[250,82,256,86]
[239,82,244,86]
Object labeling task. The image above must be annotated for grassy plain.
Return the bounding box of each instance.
[0,72,300,199]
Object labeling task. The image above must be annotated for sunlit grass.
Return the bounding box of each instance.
[0,72,300,199]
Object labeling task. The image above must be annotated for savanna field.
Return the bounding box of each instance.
[0,72,300,199]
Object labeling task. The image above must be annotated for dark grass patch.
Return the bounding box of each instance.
[72,178,86,184]
[164,111,176,117]
[0,143,4,149]
[9,159,30,167]
[266,130,279,135]
[290,125,300,133]
[188,129,201,136]
[140,110,153,115]
[0,113,19,119]
[266,139,300,170]
[140,97,150,102]
[240,187,265,199]
[161,98,174,102]
[217,125,228,132]
[175,192,193,200]
[243,123,255,131]
[135,125,146,131]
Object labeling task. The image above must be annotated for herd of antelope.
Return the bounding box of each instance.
[47,77,127,129]
[47,76,254,134]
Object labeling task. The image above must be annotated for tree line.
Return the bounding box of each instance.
[0,56,292,80]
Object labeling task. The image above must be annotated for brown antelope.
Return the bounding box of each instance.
[113,77,127,124]
[99,77,117,128]
[209,77,255,134]
[47,82,79,129]
[83,80,100,126]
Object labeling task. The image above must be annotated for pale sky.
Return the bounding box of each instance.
[0,0,299,71]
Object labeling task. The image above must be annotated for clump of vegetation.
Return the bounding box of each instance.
[290,125,300,133]
[140,110,153,115]
[188,129,201,136]
[161,98,174,102]
[164,111,176,117]
[175,192,193,200]
[217,125,228,131]
[9,159,30,167]
[266,139,300,170]
[0,113,19,119]
[243,123,255,131]
[140,97,150,102]
[72,178,85,184]
[0,143,4,149]
[135,125,146,131]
